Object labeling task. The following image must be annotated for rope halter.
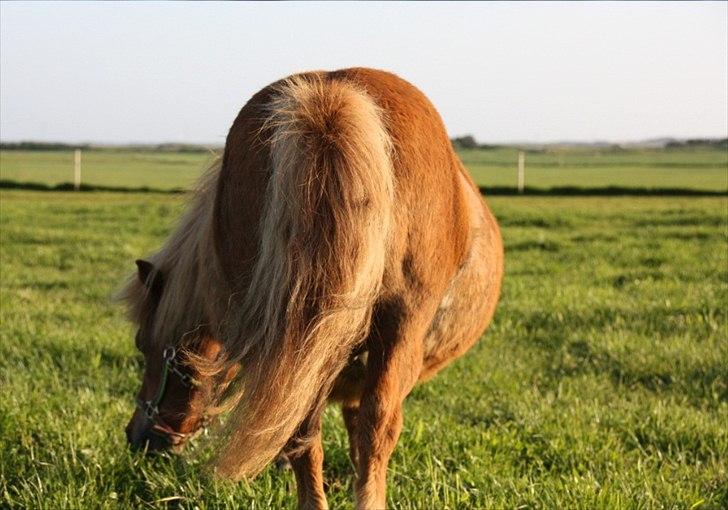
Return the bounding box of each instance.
[136,346,202,441]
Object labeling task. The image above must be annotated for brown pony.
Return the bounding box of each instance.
[121,68,503,509]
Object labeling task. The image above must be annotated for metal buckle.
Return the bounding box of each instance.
[163,346,176,362]
[137,396,158,421]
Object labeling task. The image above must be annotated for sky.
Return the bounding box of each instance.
[1,1,726,145]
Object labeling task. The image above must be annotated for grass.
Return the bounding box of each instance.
[1,189,726,509]
[0,150,214,190]
[459,147,728,191]
[2,146,727,191]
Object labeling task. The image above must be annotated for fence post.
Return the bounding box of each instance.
[517,151,525,194]
[74,149,81,191]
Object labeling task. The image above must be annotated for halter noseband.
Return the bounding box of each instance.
[136,346,202,441]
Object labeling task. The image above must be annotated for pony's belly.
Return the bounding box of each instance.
[329,351,368,405]
[420,243,494,374]
[420,176,503,380]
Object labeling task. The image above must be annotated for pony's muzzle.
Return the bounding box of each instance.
[125,411,172,452]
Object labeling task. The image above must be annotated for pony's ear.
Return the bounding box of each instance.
[135,259,164,294]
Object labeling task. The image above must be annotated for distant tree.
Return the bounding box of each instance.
[666,138,728,149]
[0,141,90,151]
[0,141,222,153]
[451,135,478,150]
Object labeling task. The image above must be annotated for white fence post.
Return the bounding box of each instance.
[517,151,525,194]
[74,149,81,191]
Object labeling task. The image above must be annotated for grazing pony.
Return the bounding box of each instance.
[121,68,503,509]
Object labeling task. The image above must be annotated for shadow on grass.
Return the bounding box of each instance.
[2,179,726,196]
[538,338,728,407]
[481,185,728,196]
[0,179,187,194]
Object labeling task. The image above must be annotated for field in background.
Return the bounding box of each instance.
[0,150,213,191]
[1,146,727,191]
[459,147,728,191]
[1,190,725,508]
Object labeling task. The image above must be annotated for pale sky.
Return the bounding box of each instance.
[1,1,726,145]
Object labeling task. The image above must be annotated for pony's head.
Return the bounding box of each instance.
[123,259,233,452]
[117,158,236,452]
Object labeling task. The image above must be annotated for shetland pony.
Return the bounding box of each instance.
[122,68,503,509]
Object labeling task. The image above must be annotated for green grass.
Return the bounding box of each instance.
[1,190,726,508]
[0,150,214,190]
[2,146,727,191]
[459,147,728,190]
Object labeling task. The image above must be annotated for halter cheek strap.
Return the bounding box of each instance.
[136,346,202,441]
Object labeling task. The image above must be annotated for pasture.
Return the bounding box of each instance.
[1,146,727,192]
[1,183,726,507]
[0,150,212,191]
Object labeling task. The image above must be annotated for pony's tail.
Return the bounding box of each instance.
[215,75,394,479]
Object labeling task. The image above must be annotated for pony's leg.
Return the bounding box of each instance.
[354,319,425,509]
[342,404,360,470]
[285,412,328,510]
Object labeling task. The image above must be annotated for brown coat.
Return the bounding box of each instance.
[123,68,503,510]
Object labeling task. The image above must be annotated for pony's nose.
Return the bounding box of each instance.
[126,419,171,452]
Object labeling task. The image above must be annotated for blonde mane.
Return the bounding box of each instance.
[118,157,226,348]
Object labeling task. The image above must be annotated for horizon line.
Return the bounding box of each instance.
[1,135,727,148]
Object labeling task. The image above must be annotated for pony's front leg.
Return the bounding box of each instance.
[354,320,425,510]
[284,412,328,510]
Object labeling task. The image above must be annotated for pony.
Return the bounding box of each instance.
[121,67,503,509]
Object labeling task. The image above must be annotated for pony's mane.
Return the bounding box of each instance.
[118,157,225,348]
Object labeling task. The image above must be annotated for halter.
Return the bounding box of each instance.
[136,346,202,441]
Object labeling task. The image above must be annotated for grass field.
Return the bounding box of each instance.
[459,147,728,191]
[1,189,726,509]
[0,151,214,191]
[2,146,727,191]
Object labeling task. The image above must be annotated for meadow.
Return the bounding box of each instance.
[1,145,727,192]
[1,182,726,507]
[0,150,212,191]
